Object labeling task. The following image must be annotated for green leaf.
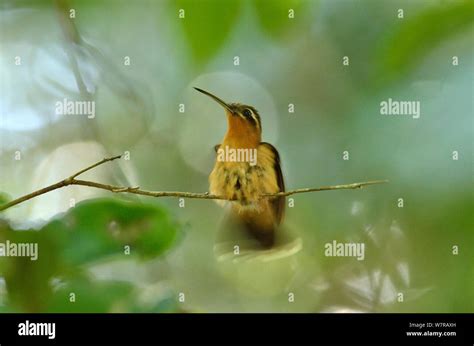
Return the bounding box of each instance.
[0,225,63,312]
[254,0,311,40]
[42,198,180,266]
[0,199,180,311]
[174,0,241,64]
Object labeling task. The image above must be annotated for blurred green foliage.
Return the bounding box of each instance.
[254,0,311,39]
[374,0,474,86]
[174,0,313,64]
[0,199,181,312]
[174,0,241,64]
[0,193,10,206]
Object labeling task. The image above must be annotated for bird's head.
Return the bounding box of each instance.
[194,87,262,147]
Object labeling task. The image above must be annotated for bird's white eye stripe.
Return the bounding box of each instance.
[241,108,259,127]
[236,107,260,130]
[252,112,260,128]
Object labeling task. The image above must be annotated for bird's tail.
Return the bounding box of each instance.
[213,214,302,261]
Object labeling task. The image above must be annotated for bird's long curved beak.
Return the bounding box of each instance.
[194,87,234,114]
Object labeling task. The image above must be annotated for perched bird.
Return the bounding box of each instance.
[194,87,285,248]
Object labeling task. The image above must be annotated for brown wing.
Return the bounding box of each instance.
[260,142,285,225]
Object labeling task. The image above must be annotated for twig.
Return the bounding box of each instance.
[0,155,121,212]
[263,180,389,197]
[69,155,122,180]
[0,156,388,212]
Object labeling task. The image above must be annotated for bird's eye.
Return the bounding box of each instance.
[243,109,252,118]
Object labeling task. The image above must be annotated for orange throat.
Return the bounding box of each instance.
[222,113,261,148]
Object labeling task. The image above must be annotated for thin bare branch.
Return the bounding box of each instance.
[264,180,389,197]
[0,156,388,212]
[69,155,122,180]
[0,155,121,211]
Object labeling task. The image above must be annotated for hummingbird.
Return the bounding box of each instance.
[194,87,285,248]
